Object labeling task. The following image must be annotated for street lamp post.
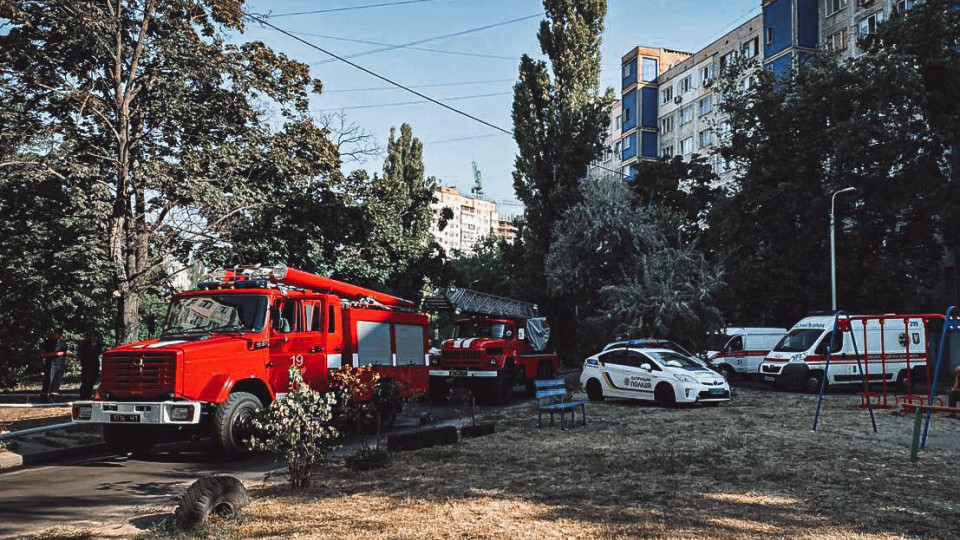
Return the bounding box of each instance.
[830,187,857,311]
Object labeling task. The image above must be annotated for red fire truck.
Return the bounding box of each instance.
[72,265,430,457]
[425,288,558,405]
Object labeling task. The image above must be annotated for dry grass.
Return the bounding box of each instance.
[0,406,72,434]
[233,387,960,540]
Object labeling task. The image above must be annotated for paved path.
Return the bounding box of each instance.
[0,401,465,539]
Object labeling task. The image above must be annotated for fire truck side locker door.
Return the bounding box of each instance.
[326,302,344,370]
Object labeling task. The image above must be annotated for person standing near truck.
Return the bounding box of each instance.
[39,328,71,403]
[78,331,104,400]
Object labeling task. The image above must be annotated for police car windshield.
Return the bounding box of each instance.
[773,329,822,352]
[644,351,701,368]
[454,322,506,339]
[162,294,268,335]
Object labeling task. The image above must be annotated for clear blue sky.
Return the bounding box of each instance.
[242,0,761,210]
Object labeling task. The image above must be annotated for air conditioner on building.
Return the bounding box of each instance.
[674,96,683,104]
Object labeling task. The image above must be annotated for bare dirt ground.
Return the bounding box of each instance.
[25,384,960,540]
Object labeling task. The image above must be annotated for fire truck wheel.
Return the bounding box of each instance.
[654,383,676,408]
[429,380,449,404]
[492,365,515,405]
[804,371,825,394]
[525,361,555,396]
[174,475,249,530]
[586,379,604,402]
[102,425,156,458]
[213,392,262,458]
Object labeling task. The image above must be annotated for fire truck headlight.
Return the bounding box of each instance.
[489,358,497,365]
[168,405,194,422]
[72,405,92,420]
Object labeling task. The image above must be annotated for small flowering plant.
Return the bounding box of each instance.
[249,365,338,488]
[329,365,383,453]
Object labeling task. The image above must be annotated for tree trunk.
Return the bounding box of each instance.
[114,287,142,345]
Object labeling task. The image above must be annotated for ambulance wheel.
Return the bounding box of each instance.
[429,380,449,404]
[719,365,736,382]
[804,371,825,394]
[654,383,676,407]
[586,379,604,402]
[213,392,262,458]
[103,425,156,458]
[489,366,514,405]
[895,370,913,393]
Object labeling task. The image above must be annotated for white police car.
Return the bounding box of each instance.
[580,345,730,406]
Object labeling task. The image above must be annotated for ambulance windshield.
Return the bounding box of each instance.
[773,329,823,352]
[454,322,506,339]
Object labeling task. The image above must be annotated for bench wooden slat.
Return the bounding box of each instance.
[535,389,567,399]
[534,379,565,388]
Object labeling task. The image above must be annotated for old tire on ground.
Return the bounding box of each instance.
[387,426,459,452]
[654,383,676,407]
[586,379,605,402]
[213,392,262,458]
[804,370,825,394]
[429,379,450,404]
[103,425,157,458]
[174,475,249,530]
[488,365,514,405]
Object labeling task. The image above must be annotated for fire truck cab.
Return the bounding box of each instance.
[72,265,429,457]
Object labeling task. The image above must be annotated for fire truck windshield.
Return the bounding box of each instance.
[162,294,268,335]
[454,321,506,339]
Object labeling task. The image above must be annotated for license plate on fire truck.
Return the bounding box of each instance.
[763,376,775,382]
[450,370,468,377]
[110,414,141,423]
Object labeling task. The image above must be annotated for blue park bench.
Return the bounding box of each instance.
[535,379,588,429]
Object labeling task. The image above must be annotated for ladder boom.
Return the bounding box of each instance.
[424,287,537,320]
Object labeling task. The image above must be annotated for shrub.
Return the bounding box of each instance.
[248,366,338,488]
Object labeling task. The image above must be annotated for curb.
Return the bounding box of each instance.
[0,442,108,472]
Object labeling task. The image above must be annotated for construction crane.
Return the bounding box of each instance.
[424,287,538,320]
[470,159,484,199]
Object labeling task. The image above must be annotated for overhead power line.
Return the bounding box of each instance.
[291,30,516,61]
[423,133,510,145]
[244,12,513,135]
[311,91,510,112]
[268,0,441,18]
[310,13,542,65]
[323,78,517,93]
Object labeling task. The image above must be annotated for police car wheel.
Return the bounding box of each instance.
[720,365,736,381]
[654,384,676,407]
[586,379,604,402]
[804,371,824,394]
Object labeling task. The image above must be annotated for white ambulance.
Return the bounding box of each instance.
[705,327,788,379]
[759,315,927,393]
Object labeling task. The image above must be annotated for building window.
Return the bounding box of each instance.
[859,12,884,38]
[766,27,773,44]
[678,105,693,125]
[616,114,622,131]
[622,62,633,78]
[742,37,760,59]
[719,121,732,139]
[661,86,673,104]
[623,107,631,124]
[894,0,917,12]
[661,145,674,158]
[615,141,622,155]
[660,115,674,134]
[698,95,713,117]
[699,129,714,148]
[679,75,692,94]
[699,64,714,86]
[826,27,849,52]
[641,57,659,82]
[717,155,733,172]
[826,0,847,16]
[720,51,737,72]
[680,137,694,155]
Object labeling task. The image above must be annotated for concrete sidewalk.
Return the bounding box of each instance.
[0,423,105,471]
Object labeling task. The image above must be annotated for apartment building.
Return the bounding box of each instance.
[588,100,623,182]
[618,47,693,179]
[821,0,918,59]
[429,186,517,257]
[658,14,764,184]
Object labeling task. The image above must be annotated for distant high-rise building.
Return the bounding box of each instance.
[429,186,518,257]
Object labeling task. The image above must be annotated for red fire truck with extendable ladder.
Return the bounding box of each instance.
[72,265,430,457]
[424,287,558,405]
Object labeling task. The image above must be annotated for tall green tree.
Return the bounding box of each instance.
[546,179,724,352]
[512,0,612,359]
[0,0,319,343]
[712,12,953,325]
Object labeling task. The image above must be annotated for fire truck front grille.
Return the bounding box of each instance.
[441,350,483,367]
[101,352,176,398]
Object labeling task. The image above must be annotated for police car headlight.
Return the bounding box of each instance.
[673,373,697,384]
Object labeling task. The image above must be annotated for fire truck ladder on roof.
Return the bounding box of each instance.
[424,287,538,320]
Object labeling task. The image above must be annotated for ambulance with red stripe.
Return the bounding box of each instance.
[706,327,787,380]
[759,315,927,393]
